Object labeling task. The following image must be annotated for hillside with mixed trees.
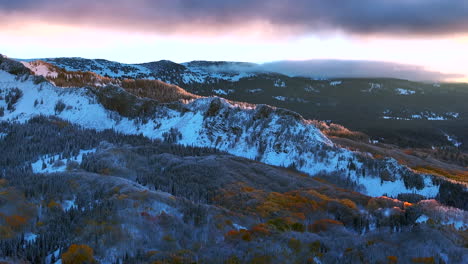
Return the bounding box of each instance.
[0,117,466,263]
[0,54,466,263]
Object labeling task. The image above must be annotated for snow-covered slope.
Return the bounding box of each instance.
[0,70,446,199]
[21,61,58,78]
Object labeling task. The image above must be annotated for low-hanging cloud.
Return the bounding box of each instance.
[1,0,468,36]
[203,60,463,82]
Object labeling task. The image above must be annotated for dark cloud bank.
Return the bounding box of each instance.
[1,0,468,35]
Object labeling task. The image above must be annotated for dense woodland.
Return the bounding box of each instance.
[0,117,466,263]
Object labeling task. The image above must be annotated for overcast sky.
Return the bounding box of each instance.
[0,0,467,82]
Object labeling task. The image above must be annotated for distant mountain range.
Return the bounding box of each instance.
[22,57,462,82]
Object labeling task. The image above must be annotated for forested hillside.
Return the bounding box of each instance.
[0,117,466,263]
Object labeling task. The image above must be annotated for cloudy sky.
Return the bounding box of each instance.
[0,0,467,82]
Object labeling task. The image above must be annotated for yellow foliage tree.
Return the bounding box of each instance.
[5,215,27,231]
[62,244,96,264]
[387,256,398,264]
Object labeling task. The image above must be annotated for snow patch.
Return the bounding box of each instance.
[24,232,38,243]
[247,88,263,93]
[439,253,448,264]
[213,89,233,96]
[304,86,319,93]
[31,149,96,174]
[395,88,416,95]
[21,61,58,78]
[273,96,286,101]
[446,112,459,119]
[313,257,323,264]
[62,198,77,211]
[427,116,446,121]
[274,79,286,87]
[355,168,439,198]
[233,223,247,230]
[46,249,61,264]
[382,116,410,120]
[444,133,462,147]
[416,215,429,223]
[418,201,468,230]
[363,82,382,92]
[382,110,459,121]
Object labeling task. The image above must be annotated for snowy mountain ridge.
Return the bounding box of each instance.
[0,66,447,200]
[25,57,264,85]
